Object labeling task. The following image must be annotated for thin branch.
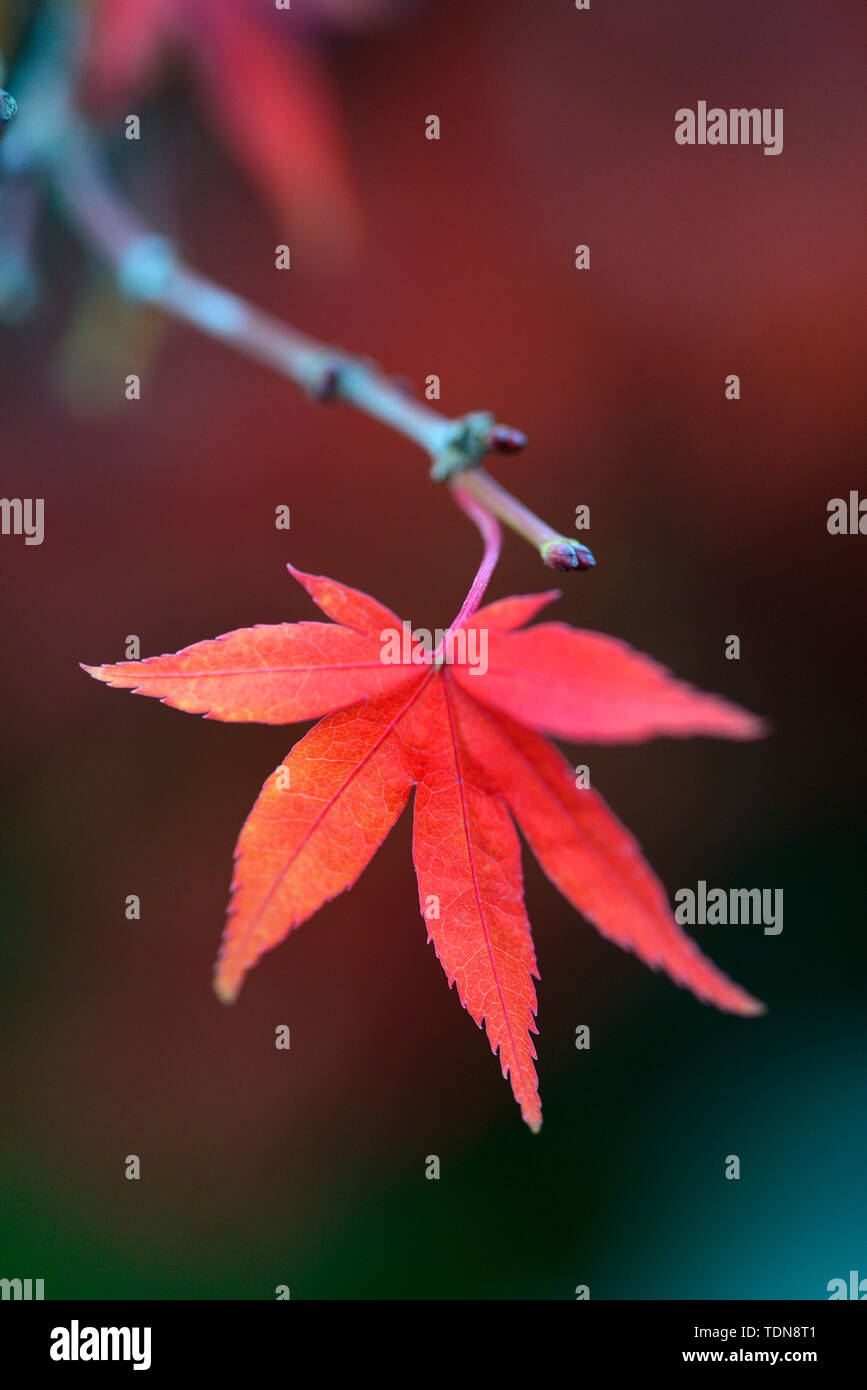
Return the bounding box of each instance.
[458,466,595,572]
[1,11,595,573]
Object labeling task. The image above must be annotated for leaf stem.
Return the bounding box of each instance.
[447,486,503,629]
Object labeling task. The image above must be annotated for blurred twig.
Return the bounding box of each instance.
[0,1,595,572]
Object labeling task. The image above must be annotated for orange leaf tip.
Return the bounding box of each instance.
[213,974,238,1006]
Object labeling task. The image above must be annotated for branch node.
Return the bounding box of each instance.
[430,410,495,481]
[301,349,343,402]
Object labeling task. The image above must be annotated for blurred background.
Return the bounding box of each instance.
[0,0,864,1299]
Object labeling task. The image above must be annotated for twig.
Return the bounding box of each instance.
[1,10,595,573]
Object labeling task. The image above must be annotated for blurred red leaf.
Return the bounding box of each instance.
[81,0,361,253]
[80,0,174,103]
[84,564,765,1130]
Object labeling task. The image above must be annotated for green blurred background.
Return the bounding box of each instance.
[1,0,864,1297]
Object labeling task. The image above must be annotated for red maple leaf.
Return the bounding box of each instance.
[83,529,766,1131]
